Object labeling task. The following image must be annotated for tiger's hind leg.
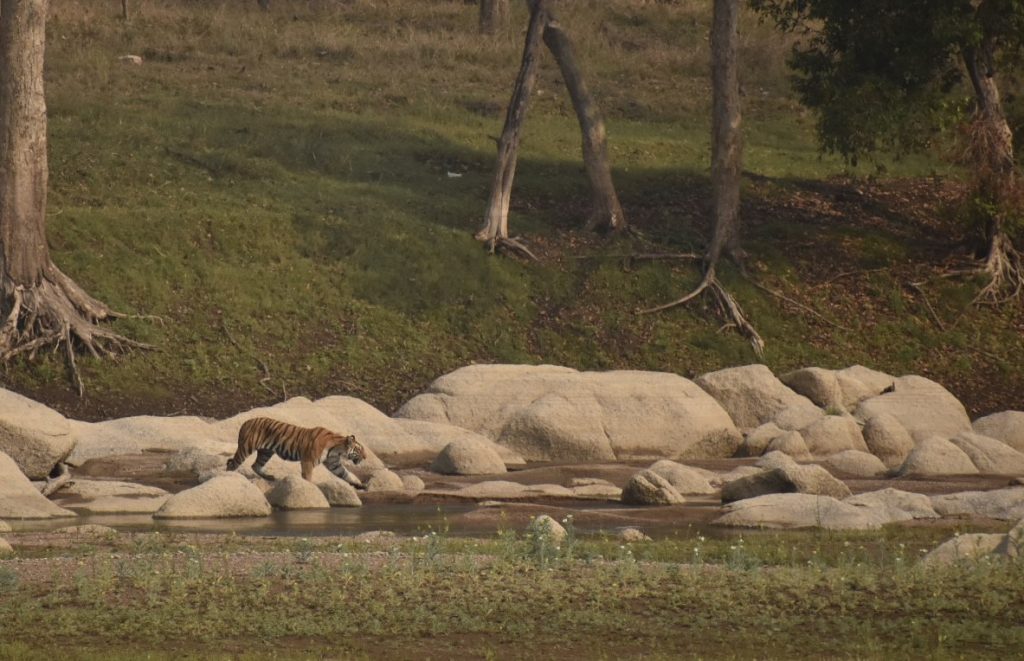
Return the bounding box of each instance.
[252,448,276,481]
[226,448,248,472]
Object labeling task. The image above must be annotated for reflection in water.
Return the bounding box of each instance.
[11,504,478,537]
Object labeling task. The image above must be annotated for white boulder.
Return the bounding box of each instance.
[0,388,76,479]
[0,450,76,519]
[153,472,271,518]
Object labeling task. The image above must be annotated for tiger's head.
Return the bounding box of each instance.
[326,434,365,471]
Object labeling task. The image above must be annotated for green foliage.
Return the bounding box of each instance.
[749,0,1024,163]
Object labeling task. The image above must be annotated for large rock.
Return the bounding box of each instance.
[317,475,362,507]
[695,364,818,429]
[921,533,1006,566]
[396,365,741,462]
[621,470,685,505]
[444,481,575,500]
[364,468,405,492]
[68,415,233,466]
[765,430,811,460]
[780,367,845,411]
[153,472,271,518]
[897,436,979,477]
[930,487,1024,521]
[393,419,525,466]
[800,415,868,456]
[58,480,169,500]
[528,515,567,544]
[0,388,76,479]
[0,538,12,556]
[949,432,1024,475]
[430,439,507,476]
[721,463,851,503]
[854,375,971,441]
[64,495,170,515]
[972,411,1024,453]
[740,423,785,457]
[647,460,716,495]
[822,450,888,478]
[267,475,331,510]
[844,488,940,520]
[862,413,915,469]
[834,365,895,406]
[715,493,886,530]
[0,451,76,519]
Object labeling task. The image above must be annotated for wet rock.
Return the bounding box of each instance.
[695,364,818,429]
[897,436,979,477]
[800,415,868,456]
[855,375,971,442]
[317,475,362,507]
[862,413,915,469]
[715,493,886,530]
[822,450,888,478]
[721,463,851,503]
[647,460,716,495]
[396,364,741,462]
[0,388,76,479]
[267,475,330,510]
[972,411,1024,454]
[430,439,507,476]
[154,472,271,519]
[621,470,685,506]
[0,451,76,520]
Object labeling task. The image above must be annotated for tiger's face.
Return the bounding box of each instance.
[344,435,365,465]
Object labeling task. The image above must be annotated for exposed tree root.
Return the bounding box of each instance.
[483,236,539,261]
[0,266,152,395]
[640,266,764,357]
[973,231,1024,304]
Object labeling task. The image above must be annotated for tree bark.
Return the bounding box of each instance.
[476,0,547,257]
[0,0,146,393]
[541,10,626,232]
[479,0,509,35]
[121,0,128,20]
[709,0,743,266]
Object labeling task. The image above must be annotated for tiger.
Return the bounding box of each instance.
[226,417,367,487]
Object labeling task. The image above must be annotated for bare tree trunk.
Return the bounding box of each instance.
[476,0,547,258]
[541,10,626,233]
[642,0,762,355]
[0,0,147,393]
[962,45,1022,301]
[479,0,509,35]
[120,0,128,20]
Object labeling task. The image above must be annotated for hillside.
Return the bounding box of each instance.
[5,0,1021,421]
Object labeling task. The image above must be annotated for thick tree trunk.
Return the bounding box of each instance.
[709,0,743,266]
[479,0,509,35]
[541,11,626,233]
[121,0,128,20]
[0,0,145,392]
[961,46,1022,301]
[476,0,547,257]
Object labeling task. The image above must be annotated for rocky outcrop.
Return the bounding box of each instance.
[721,463,851,503]
[68,415,233,466]
[972,411,1024,453]
[267,475,331,510]
[897,436,979,477]
[647,460,716,495]
[715,493,886,530]
[396,365,741,462]
[0,451,76,520]
[695,364,818,429]
[0,388,76,479]
[153,473,271,518]
[621,470,685,505]
[430,439,507,476]
[855,376,971,441]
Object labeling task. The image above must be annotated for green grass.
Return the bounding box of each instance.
[1,527,1021,658]
[3,0,1020,419]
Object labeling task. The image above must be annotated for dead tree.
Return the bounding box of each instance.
[641,0,763,356]
[0,0,147,394]
[479,0,509,35]
[477,0,626,254]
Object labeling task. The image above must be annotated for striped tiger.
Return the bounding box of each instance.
[226,417,366,486]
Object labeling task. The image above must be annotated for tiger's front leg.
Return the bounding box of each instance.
[301,459,316,482]
[252,448,276,481]
[333,464,366,490]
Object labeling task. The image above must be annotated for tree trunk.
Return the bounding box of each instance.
[476,0,547,257]
[541,10,626,233]
[0,0,145,393]
[961,45,1022,301]
[121,0,128,20]
[479,0,509,35]
[709,0,743,266]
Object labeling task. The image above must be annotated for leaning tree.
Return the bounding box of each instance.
[1,0,142,393]
[752,0,1024,301]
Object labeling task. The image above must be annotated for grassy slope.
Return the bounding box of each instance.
[6,0,1021,420]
